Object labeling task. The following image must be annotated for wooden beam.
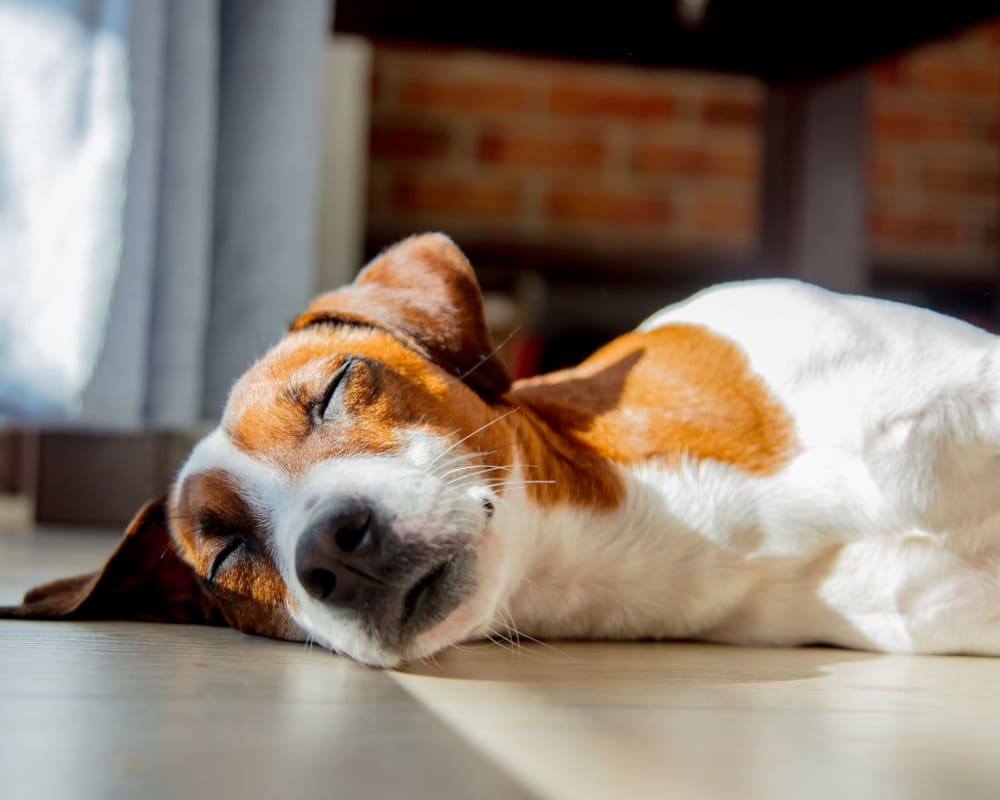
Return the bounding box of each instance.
[760,71,869,292]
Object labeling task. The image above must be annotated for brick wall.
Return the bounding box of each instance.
[368,49,762,266]
[870,20,1000,274]
[367,18,1000,277]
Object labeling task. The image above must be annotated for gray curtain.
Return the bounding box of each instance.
[0,0,330,429]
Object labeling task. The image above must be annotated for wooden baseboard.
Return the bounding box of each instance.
[30,432,202,528]
[0,431,22,493]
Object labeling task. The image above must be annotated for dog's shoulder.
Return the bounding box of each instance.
[640,278,996,391]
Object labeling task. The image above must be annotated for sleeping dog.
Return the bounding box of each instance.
[6,233,1000,667]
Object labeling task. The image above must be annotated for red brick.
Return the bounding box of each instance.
[366,29,999,267]
[982,221,999,248]
[871,61,906,88]
[389,176,519,217]
[871,211,962,246]
[399,77,529,113]
[478,130,607,169]
[550,83,675,121]
[545,187,672,225]
[370,122,451,160]
[700,98,759,127]
[869,155,896,187]
[692,199,755,235]
[988,20,1000,46]
[873,110,967,140]
[631,142,757,178]
[908,62,1000,94]
[923,166,999,195]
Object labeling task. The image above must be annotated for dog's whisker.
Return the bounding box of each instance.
[440,472,514,492]
[439,458,542,483]
[481,479,557,488]
[439,464,514,480]
[456,325,522,383]
[443,472,514,492]
[475,443,523,459]
[428,409,521,468]
[433,448,529,487]
[494,623,524,659]
[497,604,524,644]
[416,650,442,670]
[496,604,570,658]
[485,630,522,658]
[427,444,492,478]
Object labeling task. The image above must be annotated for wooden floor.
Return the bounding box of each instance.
[3,508,1000,799]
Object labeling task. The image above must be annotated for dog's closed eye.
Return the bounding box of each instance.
[315,357,356,423]
[311,356,381,424]
[208,537,246,583]
[198,513,252,584]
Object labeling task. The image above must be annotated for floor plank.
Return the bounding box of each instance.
[0,623,532,799]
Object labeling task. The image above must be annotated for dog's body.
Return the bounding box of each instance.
[7,233,1000,666]
[459,279,1000,660]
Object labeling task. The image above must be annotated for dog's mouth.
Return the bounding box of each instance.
[401,557,453,631]
[397,544,479,640]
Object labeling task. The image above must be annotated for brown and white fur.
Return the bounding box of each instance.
[7,233,1000,667]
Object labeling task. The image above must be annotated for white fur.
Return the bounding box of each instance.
[486,280,1000,655]
[183,280,1000,662]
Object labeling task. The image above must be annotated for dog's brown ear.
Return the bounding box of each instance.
[0,499,225,626]
[292,233,512,396]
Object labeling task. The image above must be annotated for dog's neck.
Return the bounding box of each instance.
[496,392,626,512]
[476,325,800,641]
[486,387,771,644]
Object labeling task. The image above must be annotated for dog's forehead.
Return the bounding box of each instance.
[229,325,444,397]
[214,325,500,477]
[222,327,446,452]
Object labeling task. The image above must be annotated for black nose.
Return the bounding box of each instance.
[295,500,384,608]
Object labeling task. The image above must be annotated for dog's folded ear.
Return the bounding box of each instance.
[291,233,512,396]
[0,499,226,627]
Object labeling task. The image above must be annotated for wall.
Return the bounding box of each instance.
[367,47,761,267]
[366,18,1000,282]
[870,20,1000,276]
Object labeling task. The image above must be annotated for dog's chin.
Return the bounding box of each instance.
[294,598,492,669]
[287,570,498,669]
[403,594,497,663]
[355,600,494,668]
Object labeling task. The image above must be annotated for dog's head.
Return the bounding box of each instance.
[4,234,529,666]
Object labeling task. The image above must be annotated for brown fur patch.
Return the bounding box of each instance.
[511,323,797,498]
[170,469,252,560]
[169,470,295,638]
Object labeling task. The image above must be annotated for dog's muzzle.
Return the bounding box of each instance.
[293,496,475,647]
